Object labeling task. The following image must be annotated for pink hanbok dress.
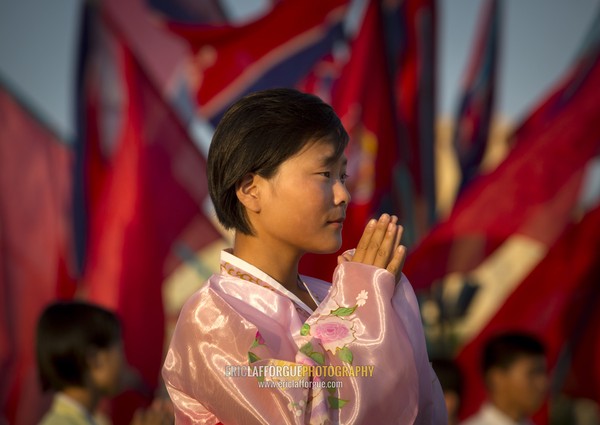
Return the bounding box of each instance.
[162,250,447,424]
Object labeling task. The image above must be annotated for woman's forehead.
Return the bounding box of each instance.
[294,138,347,165]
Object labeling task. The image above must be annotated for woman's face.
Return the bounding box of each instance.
[251,139,350,256]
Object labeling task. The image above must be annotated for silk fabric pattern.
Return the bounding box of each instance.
[163,250,446,424]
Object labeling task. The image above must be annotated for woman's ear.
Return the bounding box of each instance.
[236,173,261,213]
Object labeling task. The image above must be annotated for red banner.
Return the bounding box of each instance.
[0,85,75,424]
[77,5,222,422]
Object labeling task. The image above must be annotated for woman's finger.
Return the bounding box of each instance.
[372,221,398,268]
[362,214,391,264]
[352,218,376,263]
[388,216,402,253]
[393,223,403,252]
[386,245,407,282]
[337,252,353,265]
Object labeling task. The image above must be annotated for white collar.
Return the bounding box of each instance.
[220,250,317,316]
[55,393,96,424]
[480,403,532,425]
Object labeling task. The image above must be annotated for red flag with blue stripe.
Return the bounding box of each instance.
[452,0,500,193]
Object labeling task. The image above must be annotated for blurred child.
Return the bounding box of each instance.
[36,300,172,425]
[162,88,447,424]
[461,332,548,425]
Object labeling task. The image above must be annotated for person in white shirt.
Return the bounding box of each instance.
[461,332,548,425]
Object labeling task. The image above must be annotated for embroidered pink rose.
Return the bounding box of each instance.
[313,316,355,353]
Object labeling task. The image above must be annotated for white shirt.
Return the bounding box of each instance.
[38,393,108,425]
[460,403,533,425]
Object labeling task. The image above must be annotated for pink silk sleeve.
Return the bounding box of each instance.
[392,272,448,424]
[162,261,447,424]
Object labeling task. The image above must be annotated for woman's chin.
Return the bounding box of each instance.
[309,239,343,255]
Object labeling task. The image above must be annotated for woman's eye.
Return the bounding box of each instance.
[319,171,348,182]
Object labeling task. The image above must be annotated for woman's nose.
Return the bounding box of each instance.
[334,179,351,205]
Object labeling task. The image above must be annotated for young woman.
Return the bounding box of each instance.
[162,88,446,424]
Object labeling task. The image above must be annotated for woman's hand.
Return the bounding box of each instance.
[338,214,406,283]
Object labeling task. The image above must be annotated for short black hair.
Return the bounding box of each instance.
[36,300,122,391]
[207,88,349,235]
[482,332,545,375]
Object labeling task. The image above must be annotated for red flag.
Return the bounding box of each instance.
[0,85,75,424]
[450,8,600,419]
[165,0,349,122]
[405,7,600,422]
[146,0,228,24]
[456,203,600,420]
[405,57,600,291]
[386,0,438,243]
[452,0,500,192]
[77,5,221,422]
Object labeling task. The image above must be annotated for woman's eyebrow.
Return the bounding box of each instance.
[320,155,348,167]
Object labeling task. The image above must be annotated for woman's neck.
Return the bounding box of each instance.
[233,233,301,292]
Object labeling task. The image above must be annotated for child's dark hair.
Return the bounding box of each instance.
[36,300,122,391]
[208,88,349,235]
[482,332,545,375]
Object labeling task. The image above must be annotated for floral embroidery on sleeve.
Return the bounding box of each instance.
[304,290,369,366]
[293,290,369,413]
[248,331,266,364]
[246,288,371,418]
[355,289,368,306]
[287,400,305,417]
[312,317,355,360]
